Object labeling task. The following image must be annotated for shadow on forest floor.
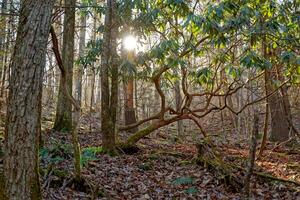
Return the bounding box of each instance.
[39,127,300,200]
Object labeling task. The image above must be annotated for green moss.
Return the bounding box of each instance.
[52,169,68,178]
[125,124,156,146]
[53,112,72,132]
[148,154,159,160]
[179,160,192,166]
[287,163,300,171]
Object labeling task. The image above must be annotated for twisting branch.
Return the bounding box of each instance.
[50,26,80,111]
[50,26,81,181]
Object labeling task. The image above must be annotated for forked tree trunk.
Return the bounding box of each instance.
[54,0,75,132]
[3,0,54,199]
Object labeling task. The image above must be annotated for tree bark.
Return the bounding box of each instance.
[0,0,7,79]
[124,51,137,133]
[53,0,75,132]
[244,112,259,198]
[174,80,183,138]
[3,0,54,199]
[101,0,118,153]
[74,6,87,107]
[261,37,291,142]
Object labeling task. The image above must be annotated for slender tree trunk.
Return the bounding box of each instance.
[53,9,62,95]
[50,26,82,182]
[3,1,54,199]
[244,112,259,198]
[96,72,101,105]
[174,80,183,138]
[122,25,137,132]
[74,7,87,107]
[0,0,11,99]
[258,99,269,158]
[124,74,137,132]
[101,0,118,153]
[0,0,7,79]
[53,0,76,131]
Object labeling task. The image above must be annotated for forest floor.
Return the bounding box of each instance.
[39,114,300,200]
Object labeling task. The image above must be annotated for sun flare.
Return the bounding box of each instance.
[123,35,137,51]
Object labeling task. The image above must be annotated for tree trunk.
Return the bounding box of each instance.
[50,25,82,183]
[53,8,62,95]
[174,80,183,138]
[244,112,259,198]
[124,79,137,129]
[53,0,75,132]
[264,49,290,142]
[0,0,11,99]
[101,0,118,153]
[124,62,137,132]
[3,0,54,199]
[0,0,7,79]
[74,6,87,107]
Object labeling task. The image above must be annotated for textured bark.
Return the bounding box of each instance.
[124,80,137,132]
[258,97,269,158]
[244,112,259,198]
[3,0,54,199]
[0,0,7,75]
[53,8,62,95]
[0,0,10,99]
[53,0,75,131]
[124,51,137,132]
[265,67,290,142]
[101,0,118,153]
[0,0,7,109]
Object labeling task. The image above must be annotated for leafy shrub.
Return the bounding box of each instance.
[39,138,72,165]
[81,146,103,167]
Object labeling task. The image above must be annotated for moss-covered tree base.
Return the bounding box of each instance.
[194,141,243,191]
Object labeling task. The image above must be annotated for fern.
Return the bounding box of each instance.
[184,187,198,194]
[172,176,194,185]
[80,146,103,167]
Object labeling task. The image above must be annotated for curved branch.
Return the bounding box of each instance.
[50,26,80,112]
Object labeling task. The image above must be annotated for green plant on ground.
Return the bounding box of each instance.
[172,176,194,185]
[81,146,103,167]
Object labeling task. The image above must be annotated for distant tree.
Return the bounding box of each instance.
[2,0,55,199]
[74,0,88,107]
